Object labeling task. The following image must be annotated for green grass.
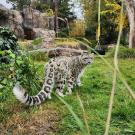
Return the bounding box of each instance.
[107,46,135,59]
[0,57,135,134]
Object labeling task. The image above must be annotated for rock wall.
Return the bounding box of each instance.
[33,28,55,48]
[22,6,54,30]
[0,5,55,40]
[8,10,24,38]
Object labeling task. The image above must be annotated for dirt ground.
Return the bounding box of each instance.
[0,105,61,135]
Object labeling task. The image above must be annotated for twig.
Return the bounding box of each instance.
[104,1,124,134]
[77,92,90,135]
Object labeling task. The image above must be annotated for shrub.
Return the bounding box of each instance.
[0,27,19,101]
[15,55,44,95]
[0,52,44,101]
[0,27,18,63]
[58,28,69,37]
[107,46,135,58]
[0,27,44,100]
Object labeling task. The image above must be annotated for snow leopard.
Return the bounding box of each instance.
[13,53,94,106]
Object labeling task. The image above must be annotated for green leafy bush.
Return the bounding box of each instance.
[107,46,135,58]
[58,28,69,37]
[0,52,44,101]
[15,55,44,95]
[0,27,18,101]
[0,27,44,100]
[0,27,18,64]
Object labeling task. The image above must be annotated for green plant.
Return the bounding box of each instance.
[15,54,44,95]
[0,27,43,100]
[31,37,43,46]
[46,9,54,16]
[0,27,18,64]
[0,27,18,100]
[58,28,69,38]
[107,46,135,58]
[0,52,44,101]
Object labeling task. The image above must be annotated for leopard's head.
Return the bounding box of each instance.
[79,52,94,65]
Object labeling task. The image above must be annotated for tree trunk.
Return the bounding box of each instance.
[125,0,135,48]
[54,0,58,37]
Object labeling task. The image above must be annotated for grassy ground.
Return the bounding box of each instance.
[0,57,135,135]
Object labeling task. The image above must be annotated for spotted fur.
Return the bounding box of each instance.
[13,53,94,106]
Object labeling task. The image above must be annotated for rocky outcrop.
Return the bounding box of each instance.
[31,28,55,48]
[9,10,24,38]
[29,47,88,58]
[22,6,54,30]
[0,4,8,13]
[0,5,24,38]
[0,5,55,40]
[22,6,55,40]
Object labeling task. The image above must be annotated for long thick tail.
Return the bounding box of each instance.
[13,64,55,106]
[13,83,49,106]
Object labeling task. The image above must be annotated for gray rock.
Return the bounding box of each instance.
[0,4,8,11]
[0,5,55,41]
[8,10,24,38]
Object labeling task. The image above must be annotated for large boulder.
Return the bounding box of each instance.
[0,4,24,38]
[8,10,24,38]
[22,6,55,40]
[22,6,54,30]
[0,4,9,26]
[0,5,55,40]
[32,28,55,47]
[0,4,8,13]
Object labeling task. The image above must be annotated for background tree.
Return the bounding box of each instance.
[79,0,128,45]
[101,0,128,45]
[69,20,85,37]
[124,0,135,48]
[7,0,31,10]
[8,0,76,37]
[80,0,97,40]
[54,0,58,37]
[53,0,76,37]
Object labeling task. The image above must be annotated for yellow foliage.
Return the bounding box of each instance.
[101,0,128,31]
[46,9,54,17]
[18,40,32,50]
[69,20,86,37]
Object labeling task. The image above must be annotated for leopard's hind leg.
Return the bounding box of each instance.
[66,73,75,95]
[55,73,65,97]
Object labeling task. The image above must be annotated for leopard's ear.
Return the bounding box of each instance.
[80,50,88,56]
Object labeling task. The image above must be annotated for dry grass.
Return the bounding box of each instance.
[55,38,80,49]
[18,40,32,50]
[55,41,79,49]
[0,106,60,135]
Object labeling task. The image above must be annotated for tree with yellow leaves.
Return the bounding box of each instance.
[79,0,129,45]
[70,20,86,37]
